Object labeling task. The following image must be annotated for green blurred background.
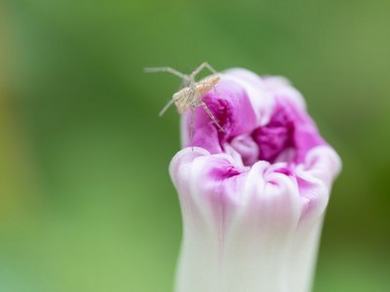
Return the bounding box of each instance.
[1,0,389,291]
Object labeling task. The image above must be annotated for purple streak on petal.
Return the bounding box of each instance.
[209,164,241,180]
[274,165,294,176]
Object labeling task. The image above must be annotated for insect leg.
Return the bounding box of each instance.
[159,97,177,117]
[189,107,195,145]
[190,62,218,79]
[144,66,190,81]
[200,102,225,133]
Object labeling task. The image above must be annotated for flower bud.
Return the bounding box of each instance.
[170,68,341,292]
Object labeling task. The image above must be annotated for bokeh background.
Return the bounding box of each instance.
[1,0,389,291]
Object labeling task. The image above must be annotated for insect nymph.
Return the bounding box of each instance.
[145,62,225,133]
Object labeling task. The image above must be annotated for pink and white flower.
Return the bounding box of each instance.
[170,68,341,292]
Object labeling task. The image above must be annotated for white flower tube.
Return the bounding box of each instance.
[170,69,341,292]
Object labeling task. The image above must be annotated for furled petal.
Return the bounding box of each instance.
[171,68,341,292]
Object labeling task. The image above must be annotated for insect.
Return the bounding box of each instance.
[144,62,225,133]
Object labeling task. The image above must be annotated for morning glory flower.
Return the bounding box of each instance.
[170,68,341,292]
